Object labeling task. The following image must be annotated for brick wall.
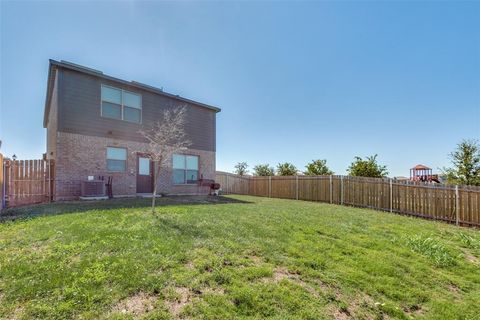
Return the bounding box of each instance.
[54,132,215,200]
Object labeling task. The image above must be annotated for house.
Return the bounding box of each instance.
[44,60,220,200]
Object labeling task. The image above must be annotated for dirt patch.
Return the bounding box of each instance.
[185,261,194,270]
[201,286,225,295]
[272,266,335,294]
[447,283,462,300]
[328,293,380,320]
[248,255,263,266]
[272,267,300,282]
[332,308,351,320]
[404,304,425,317]
[463,250,479,265]
[6,306,25,320]
[267,267,378,319]
[165,287,191,317]
[268,267,325,298]
[111,292,156,316]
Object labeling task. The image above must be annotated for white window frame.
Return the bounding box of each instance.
[106,146,127,172]
[172,154,200,185]
[101,84,142,124]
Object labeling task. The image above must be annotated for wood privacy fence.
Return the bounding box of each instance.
[1,155,55,209]
[215,172,480,227]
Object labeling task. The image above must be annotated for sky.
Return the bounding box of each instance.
[0,1,479,177]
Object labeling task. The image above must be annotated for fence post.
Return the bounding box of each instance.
[455,185,459,226]
[226,174,229,194]
[390,178,393,213]
[296,175,299,200]
[268,176,272,198]
[49,159,55,202]
[340,175,344,205]
[329,175,333,204]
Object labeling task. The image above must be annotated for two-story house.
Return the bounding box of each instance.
[44,60,220,200]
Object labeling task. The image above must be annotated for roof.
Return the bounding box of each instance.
[411,164,431,170]
[43,59,221,127]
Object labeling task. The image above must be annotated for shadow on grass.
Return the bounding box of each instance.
[0,195,252,222]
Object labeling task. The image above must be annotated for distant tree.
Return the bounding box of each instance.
[304,159,333,176]
[442,139,480,186]
[234,162,248,176]
[347,155,388,178]
[276,162,297,176]
[253,164,275,176]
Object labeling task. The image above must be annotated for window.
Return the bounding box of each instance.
[173,154,199,184]
[138,157,150,175]
[107,147,127,172]
[101,85,142,123]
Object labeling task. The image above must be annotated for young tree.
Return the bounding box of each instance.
[276,162,297,176]
[347,155,388,178]
[253,164,275,176]
[304,159,333,175]
[234,162,248,176]
[139,106,191,213]
[442,139,480,186]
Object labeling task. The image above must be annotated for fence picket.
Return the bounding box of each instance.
[1,157,55,208]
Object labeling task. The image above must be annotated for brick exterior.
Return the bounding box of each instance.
[53,132,215,200]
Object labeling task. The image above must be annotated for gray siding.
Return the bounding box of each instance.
[57,69,216,152]
[46,70,59,159]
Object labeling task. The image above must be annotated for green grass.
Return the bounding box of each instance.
[0,195,479,319]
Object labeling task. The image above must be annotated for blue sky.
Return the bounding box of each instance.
[1,1,479,177]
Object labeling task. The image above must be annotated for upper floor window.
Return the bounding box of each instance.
[101,85,142,123]
[173,154,199,184]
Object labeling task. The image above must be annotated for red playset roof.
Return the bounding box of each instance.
[411,164,431,170]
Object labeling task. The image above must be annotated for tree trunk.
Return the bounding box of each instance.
[152,160,160,213]
[151,182,157,214]
[151,161,161,214]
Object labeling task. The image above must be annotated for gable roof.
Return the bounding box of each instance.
[43,59,221,128]
[411,164,431,170]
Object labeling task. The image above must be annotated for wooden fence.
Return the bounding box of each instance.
[0,153,4,209]
[1,156,55,209]
[215,172,480,227]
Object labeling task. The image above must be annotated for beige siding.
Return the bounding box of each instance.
[58,69,217,152]
[46,69,59,160]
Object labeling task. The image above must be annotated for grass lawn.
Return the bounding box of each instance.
[0,195,479,320]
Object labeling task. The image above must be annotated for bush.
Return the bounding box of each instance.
[347,155,388,178]
[304,159,333,176]
[234,162,248,176]
[253,164,275,176]
[276,162,297,176]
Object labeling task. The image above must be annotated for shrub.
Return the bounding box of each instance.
[304,159,333,176]
[253,164,275,176]
[234,162,248,176]
[276,162,297,176]
[347,155,388,178]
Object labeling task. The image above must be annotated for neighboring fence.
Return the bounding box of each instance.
[215,172,480,227]
[0,153,4,209]
[1,155,55,208]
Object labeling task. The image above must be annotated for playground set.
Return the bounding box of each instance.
[409,164,440,183]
